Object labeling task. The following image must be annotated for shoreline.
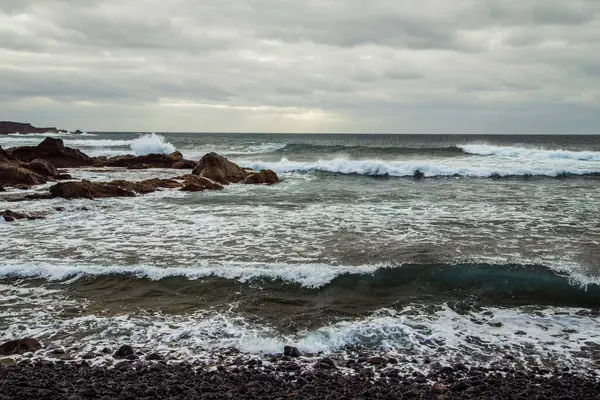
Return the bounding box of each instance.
[1,354,599,399]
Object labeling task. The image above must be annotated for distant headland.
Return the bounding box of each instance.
[0,121,82,135]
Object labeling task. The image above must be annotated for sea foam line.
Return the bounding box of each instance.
[240,157,600,178]
[459,144,600,161]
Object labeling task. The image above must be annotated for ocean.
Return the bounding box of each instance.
[1,132,600,372]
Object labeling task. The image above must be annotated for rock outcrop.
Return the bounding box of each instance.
[192,152,253,184]
[49,180,136,199]
[0,210,45,222]
[0,339,42,355]
[242,169,279,185]
[0,146,47,187]
[0,121,66,135]
[192,152,279,185]
[180,175,224,192]
[7,137,94,168]
[26,159,59,177]
[99,152,196,169]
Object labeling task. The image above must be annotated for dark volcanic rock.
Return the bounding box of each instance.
[0,359,599,400]
[0,339,41,355]
[101,152,195,169]
[113,345,134,358]
[0,164,45,187]
[192,152,249,184]
[0,121,65,135]
[0,145,47,187]
[49,180,136,199]
[1,210,45,222]
[242,169,279,185]
[7,137,94,168]
[283,346,301,358]
[26,159,58,177]
[180,175,224,192]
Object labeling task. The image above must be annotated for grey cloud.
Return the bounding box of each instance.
[0,0,599,133]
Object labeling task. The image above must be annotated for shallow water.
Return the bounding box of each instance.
[1,132,599,370]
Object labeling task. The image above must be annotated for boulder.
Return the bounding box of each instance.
[126,164,150,170]
[26,159,58,177]
[7,137,94,168]
[192,152,249,184]
[0,164,46,187]
[113,345,134,358]
[106,180,156,194]
[283,346,301,358]
[181,175,223,191]
[101,152,195,169]
[0,339,42,355]
[0,210,45,222]
[137,178,183,189]
[0,186,4,192]
[172,160,198,169]
[242,169,279,185]
[73,130,83,135]
[108,178,183,194]
[49,180,136,199]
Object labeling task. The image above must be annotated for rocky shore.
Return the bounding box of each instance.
[0,136,279,208]
[1,352,599,399]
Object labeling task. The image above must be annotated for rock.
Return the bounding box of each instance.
[172,160,197,169]
[137,178,183,189]
[113,345,134,358]
[73,130,83,135]
[192,152,249,184]
[319,358,336,368]
[101,152,195,169]
[145,353,164,361]
[49,180,136,199]
[413,169,425,179]
[7,137,94,168]
[180,175,224,192]
[0,339,42,355]
[127,164,150,170]
[283,346,301,358]
[242,169,279,185]
[55,173,72,180]
[0,210,45,222]
[0,163,46,187]
[0,186,4,192]
[107,180,156,194]
[26,159,58,176]
[0,121,64,135]
[367,357,387,365]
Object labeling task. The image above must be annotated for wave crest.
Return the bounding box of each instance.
[460,144,600,161]
[130,133,176,156]
[240,157,600,178]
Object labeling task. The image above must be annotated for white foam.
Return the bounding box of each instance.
[130,133,176,156]
[460,144,600,161]
[0,261,382,289]
[63,138,131,147]
[240,156,600,177]
[2,290,599,372]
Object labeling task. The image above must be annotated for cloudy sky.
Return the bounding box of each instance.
[0,0,599,133]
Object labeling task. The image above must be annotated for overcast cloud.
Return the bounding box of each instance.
[0,0,599,133]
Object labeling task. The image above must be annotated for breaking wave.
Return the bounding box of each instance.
[459,144,600,161]
[240,157,600,178]
[1,261,599,305]
[130,133,176,156]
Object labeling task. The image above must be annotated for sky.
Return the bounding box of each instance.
[0,0,599,133]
